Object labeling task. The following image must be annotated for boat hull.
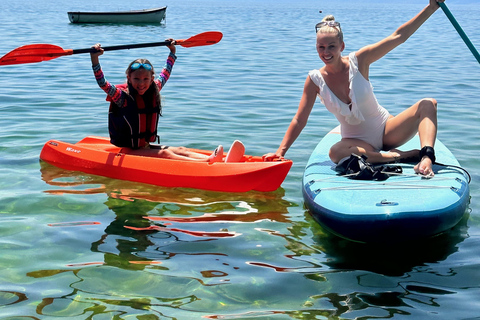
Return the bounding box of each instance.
[67,7,166,24]
[40,136,292,193]
[302,126,470,243]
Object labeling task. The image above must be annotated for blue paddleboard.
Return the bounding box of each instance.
[303,126,470,243]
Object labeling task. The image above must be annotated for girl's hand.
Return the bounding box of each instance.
[91,43,104,56]
[90,43,104,65]
[166,38,176,55]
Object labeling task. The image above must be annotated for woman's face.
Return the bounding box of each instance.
[127,68,154,95]
[316,33,344,65]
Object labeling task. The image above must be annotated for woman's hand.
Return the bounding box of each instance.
[431,0,445,8]
[262,152,284,162]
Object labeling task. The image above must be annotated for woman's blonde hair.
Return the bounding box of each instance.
[316,15,343,42]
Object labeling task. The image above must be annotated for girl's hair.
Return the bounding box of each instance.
[316,15,343,42]
[125,58,162,115]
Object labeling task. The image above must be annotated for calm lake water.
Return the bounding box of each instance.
[1,0,480,319]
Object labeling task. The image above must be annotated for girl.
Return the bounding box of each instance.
[264,0,444,177]
[90,40,224,162]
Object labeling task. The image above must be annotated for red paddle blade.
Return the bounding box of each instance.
[177,31,223,48]
[0,44,72,66]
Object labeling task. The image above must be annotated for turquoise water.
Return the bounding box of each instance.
[1,0,480,318]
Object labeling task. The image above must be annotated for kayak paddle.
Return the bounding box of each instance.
[0,31,223,66]
[439,2,480,64]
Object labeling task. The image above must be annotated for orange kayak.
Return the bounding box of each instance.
[39,136,292,192]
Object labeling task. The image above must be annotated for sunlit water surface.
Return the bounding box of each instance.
[0,0,480,318]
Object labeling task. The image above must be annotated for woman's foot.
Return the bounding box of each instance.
[414,146,436,177]
[414,156,434,177]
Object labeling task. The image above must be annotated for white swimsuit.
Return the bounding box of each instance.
[309,52,390,151]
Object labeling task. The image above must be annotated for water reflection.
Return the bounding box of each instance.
[37,162,474,319]
[40,162,292,259]
[36,162,296,316]
[0,290,28,307]
[306,210,470,276]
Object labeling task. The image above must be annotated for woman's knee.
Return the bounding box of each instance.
[419,98,438,114]
[329,143,351,163]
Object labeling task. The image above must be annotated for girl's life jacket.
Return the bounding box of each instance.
[107,83,160,149]
[92,52,176,149]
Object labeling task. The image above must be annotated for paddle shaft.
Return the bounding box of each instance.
[72,40,172,54]
[0,31,222,65]
[439,2,480,64]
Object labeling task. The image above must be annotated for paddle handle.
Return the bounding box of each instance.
[439,2,480,64]
[72,40,172,54]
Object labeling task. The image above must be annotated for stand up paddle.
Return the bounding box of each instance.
[439,2,480,65]
[0,31,223,66]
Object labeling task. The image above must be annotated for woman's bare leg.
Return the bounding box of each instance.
[329,138,418,164]
[383,98,437,176]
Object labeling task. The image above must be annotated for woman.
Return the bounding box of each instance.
[264,0,444,176]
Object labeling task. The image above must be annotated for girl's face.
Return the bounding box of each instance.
[127,68,154,95]
[316,33,344,65]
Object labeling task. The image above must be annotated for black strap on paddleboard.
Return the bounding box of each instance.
[334,153,402,181]
[420,146,436,164]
